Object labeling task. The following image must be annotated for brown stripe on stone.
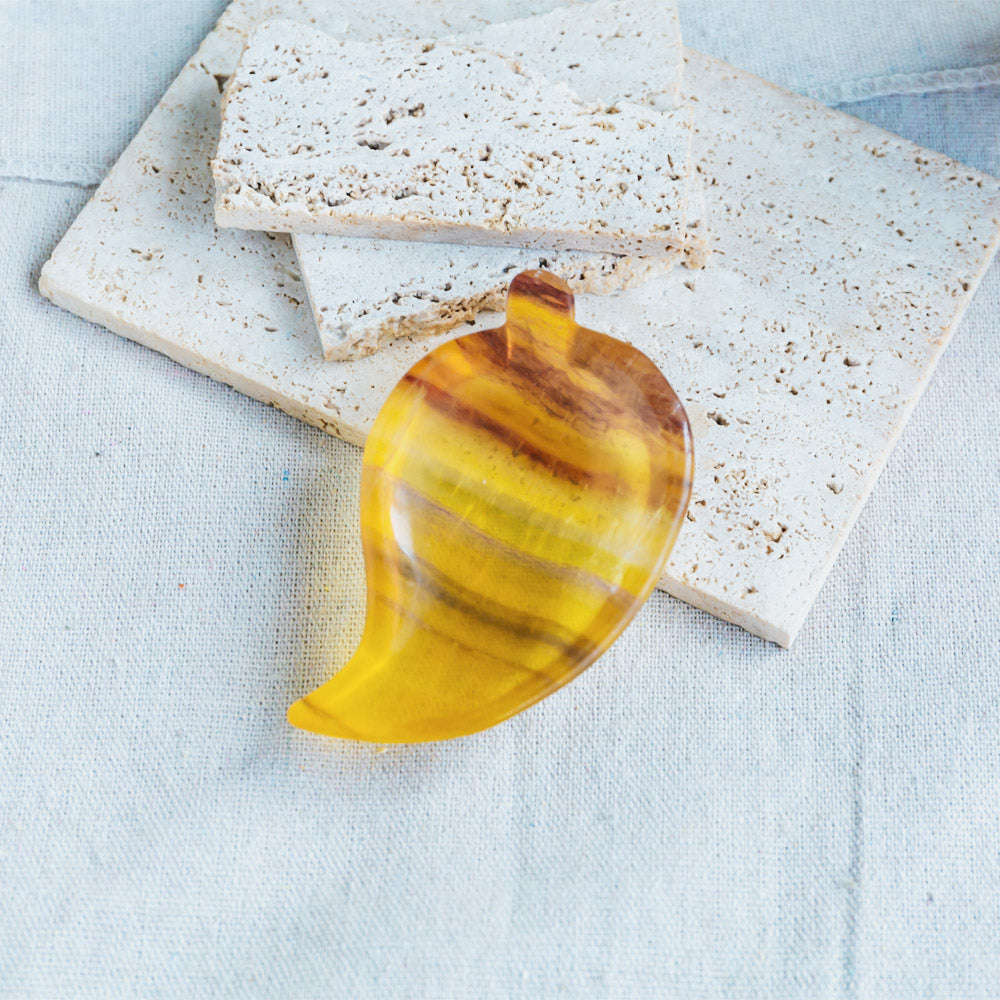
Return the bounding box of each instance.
[388,476,638,614]
[507,269,575,320]
[456,321,687,449]
[400,371,625,493]
[455,331,629,430]
[370,589,559,683]
[370,536,618,662]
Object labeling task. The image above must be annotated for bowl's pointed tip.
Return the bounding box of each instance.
[286,696,312,731]
[287,694,355,740]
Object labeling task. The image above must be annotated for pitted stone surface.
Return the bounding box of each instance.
[212,19,690,254]
[296,236,682,361]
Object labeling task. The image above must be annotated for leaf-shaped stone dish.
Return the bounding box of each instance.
[289,270,693,742]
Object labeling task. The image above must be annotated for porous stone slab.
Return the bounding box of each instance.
[296,235,682,361]
[212,18,690,255]
[293,0,697,360]
[38,0,1000,646]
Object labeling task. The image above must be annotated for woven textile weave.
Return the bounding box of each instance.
[2,2,1000,996]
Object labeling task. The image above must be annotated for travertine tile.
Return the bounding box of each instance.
[213,19,690,254]
[295,233,682,361]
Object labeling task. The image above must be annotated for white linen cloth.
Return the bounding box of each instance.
[1,2,1000,996]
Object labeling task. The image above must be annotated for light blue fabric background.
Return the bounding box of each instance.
[1,2,1000,997]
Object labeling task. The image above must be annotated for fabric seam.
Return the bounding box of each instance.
[807,62,1000,106]
[0,157,105,186]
